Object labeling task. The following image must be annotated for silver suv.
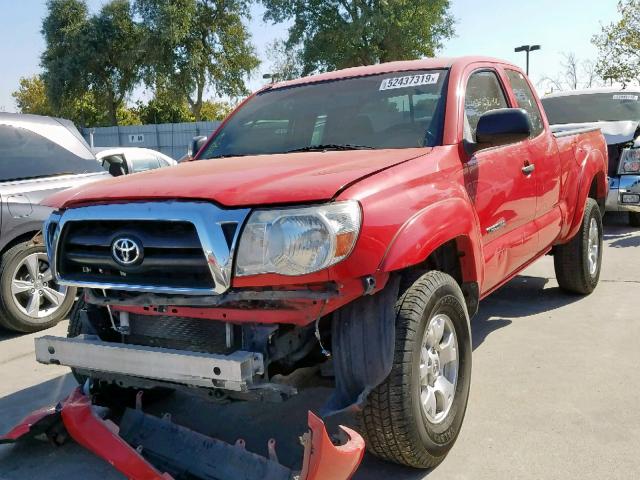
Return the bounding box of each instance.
[0,113,108,332]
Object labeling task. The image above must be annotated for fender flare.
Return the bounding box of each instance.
[565,150,607,242]
[378,196,484,286]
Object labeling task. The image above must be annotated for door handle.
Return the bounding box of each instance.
[522,164,535,175]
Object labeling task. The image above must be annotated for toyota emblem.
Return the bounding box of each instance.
[111,237,143,266]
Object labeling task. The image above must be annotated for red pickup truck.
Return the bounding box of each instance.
[36,57,607,476]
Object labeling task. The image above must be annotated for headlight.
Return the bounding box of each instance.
[235,201,361,276]
[619,148,640,174]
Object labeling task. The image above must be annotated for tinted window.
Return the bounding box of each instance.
[199,69,448,158]
[0,125,102,182]
[542,92,640,124]
[506,70,544,136]
[464,70,509,141]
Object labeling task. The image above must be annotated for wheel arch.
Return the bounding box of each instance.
[567,164,608,241]
[0,229,43,257]
[378,198,483,315]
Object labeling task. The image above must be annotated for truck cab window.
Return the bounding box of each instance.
[464,70,509,142]
[506,70,545,136]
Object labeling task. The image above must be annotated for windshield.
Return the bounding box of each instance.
[542,92,640,124]
[0,123,103,182]
[199,69,448,159]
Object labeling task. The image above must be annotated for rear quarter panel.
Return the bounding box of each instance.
[554,129,608,243]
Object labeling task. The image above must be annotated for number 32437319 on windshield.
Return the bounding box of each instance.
[379,73,440,91]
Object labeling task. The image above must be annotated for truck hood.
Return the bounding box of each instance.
[43,148,430,209]
[552,120,640,145]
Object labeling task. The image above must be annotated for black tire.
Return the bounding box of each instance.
[630,212,640,228]
[554,198,603,294]
[0,241,76,333]
[361,271,472,469]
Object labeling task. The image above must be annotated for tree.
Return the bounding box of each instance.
[40,0,89,114]
[261,0,455,75]
[137,88,194,123]
[265,39,303,81]
[199,100,234,121]
[538,52,602,93]
[11,74,114,127]
[82,0,144,124]
[41,0,143,125]
[592,0,640,86]
[135,0,259,121]
[12,76,55,116]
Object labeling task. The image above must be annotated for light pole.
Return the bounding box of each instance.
[514,45,541,76]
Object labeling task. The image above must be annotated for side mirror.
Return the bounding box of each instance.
[188,136,208,158]
[475,108,531,149]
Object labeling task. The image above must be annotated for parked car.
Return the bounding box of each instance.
[542,88,640,226]
[38,57,607,473]
[0,113,109,332]
[94,147,176,177]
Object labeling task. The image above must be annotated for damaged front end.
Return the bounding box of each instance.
[1,387,364,480]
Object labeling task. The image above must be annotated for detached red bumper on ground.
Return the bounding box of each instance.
[1,387,364,480]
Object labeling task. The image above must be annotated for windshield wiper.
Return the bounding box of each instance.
[285,144,374,153]
[208,153,253,159]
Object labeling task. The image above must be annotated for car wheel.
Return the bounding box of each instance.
[0,241,76,333]
[361,270,472,469]
[554,198,603,295]
[629,212,640,227]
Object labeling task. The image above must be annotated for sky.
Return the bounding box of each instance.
[0,0,622,113]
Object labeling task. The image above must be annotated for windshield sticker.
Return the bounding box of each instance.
[613,94,639,101]
[379,73,440,91]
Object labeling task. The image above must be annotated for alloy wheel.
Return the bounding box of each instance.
[11,252,67,320]
[419,313,459,424]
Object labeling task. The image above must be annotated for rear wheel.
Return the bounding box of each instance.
[554,198,603,294]
[361,271,472,468]
[0,242,76,332]
[629,212,640,227]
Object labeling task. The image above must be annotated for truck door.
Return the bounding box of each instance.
[504,69,562,251]
[461,68,538,292]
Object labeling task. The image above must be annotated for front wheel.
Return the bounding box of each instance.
[0,242,76,332]
[361,271,472,469]
[554,198,603,294]
[629,212,640,228]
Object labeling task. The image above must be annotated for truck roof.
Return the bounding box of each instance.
[269,56,515,90]
[544,86,640,98]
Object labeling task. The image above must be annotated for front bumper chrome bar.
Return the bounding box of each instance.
[35,335,263,392]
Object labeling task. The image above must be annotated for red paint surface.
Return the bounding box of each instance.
[60,389,173,480]
[300,412,365,480]
[3,389,364,480]
[0,405,57,442]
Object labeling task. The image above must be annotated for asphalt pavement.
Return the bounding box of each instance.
[1,213,638,479]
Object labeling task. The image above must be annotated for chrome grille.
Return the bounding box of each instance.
[45,201,250,295]
[59,220,213,290]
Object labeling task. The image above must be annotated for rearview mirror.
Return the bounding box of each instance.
[475,108,532,149]
[188,136,208,158]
